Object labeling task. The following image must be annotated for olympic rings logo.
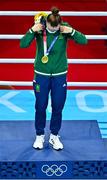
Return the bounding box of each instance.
[41,164,67,176]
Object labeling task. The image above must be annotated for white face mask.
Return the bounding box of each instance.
[46,27,57,33]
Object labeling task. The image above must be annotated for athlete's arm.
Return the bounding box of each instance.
[60,23,88,45]
[20,23,43,48]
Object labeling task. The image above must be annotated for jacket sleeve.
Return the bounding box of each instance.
[67,29,88,44]
[20,29,37,48]
[63,22,88,44]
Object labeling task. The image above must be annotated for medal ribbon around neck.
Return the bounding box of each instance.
[42,29,59,64]
[34,12,59,64]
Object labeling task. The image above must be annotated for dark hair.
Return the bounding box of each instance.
[47,7,62,27]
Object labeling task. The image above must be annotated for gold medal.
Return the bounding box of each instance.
[41,55,48,64]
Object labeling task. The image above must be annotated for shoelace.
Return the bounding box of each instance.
[52,135,61,143]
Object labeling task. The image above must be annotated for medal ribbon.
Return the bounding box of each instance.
[43,30,59,56]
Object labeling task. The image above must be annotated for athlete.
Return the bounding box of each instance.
[20,7,88,150]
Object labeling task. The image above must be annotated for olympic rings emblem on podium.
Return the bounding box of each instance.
[41,164,67,176]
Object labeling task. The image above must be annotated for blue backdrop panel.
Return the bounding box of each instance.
[0,90,107,124]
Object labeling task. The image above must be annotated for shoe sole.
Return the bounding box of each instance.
[33,144,43,150]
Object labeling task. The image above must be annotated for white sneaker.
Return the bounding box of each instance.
[33,135,45,150]
[49,134,63,150]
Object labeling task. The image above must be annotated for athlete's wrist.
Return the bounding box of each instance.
[29,27,35,34]
[70,28,75,36]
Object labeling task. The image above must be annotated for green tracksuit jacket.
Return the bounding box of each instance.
[20,22,88,76]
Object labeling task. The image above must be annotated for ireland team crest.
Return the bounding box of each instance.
[36,84,40,92]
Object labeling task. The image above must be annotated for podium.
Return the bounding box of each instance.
[0,120,107,179]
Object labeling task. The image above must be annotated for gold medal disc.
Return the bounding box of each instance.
[41,55,48,64]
